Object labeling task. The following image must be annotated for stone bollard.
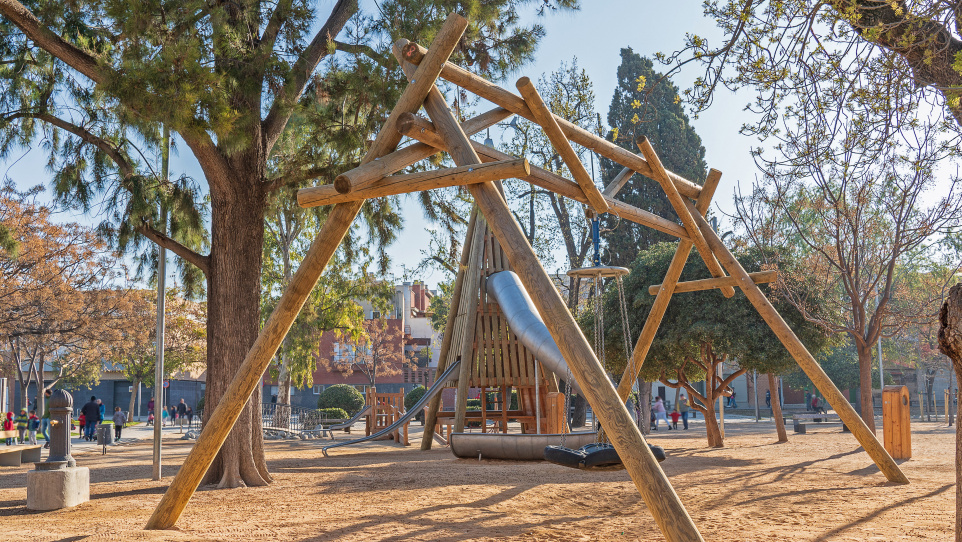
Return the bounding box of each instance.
[27,390,89,510]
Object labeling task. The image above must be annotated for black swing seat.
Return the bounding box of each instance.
[544,442,666,471]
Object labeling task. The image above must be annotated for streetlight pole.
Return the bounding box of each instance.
[152,125,169,481]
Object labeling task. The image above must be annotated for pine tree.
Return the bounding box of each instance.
[600,48,708,267]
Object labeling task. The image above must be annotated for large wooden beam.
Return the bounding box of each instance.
[297,158,529,207]
[515,77,608,213]
[616,169,721,402]
[399,40,703,201]
[317,107,511,201]
[395,113,690,241]
[686,200,909,484]
[144,13,470,530]
[406,56,705,541]
[648,270,777,295]
[637,137,734,299]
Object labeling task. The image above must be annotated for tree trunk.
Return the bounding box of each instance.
[637,378,652,436]
[936,283,962,541]
[702,399,723,447]
[128,379,140,423]
[201,182,271,489]
[768,373,788,443]
[855,340,877,433]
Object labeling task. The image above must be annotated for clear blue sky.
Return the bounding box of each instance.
[6,1,759,290]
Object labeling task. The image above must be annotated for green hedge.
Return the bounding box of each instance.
[405,386,427,422]
[317,384,365,416]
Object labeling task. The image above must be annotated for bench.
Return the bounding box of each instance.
[0,443,42,467]
[792,413,850,434]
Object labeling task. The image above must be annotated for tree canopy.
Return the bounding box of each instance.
[600,48,708,268]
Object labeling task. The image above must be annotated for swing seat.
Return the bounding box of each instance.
[544,442,666,471]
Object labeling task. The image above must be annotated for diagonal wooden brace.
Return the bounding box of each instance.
[397,49,705,541]
[144,12,470,531]
[615,169,722,402]
[603,166,634,198]
[637,136,734,298]
[686,200,909,485]
[516,76,609,213]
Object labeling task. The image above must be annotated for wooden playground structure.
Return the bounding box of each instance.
[145,13,910,542]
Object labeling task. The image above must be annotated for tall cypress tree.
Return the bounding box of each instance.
[600,48,708,267]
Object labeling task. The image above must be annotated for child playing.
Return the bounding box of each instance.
[14,408,28,444]
[3,413,13,445]
[669,410,681,430]
[112,406,125,440]
[27,410,40,445]
[78,412,86,439]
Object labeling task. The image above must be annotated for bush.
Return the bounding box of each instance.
[317,384,365,416]
[466,398,481,411]
[405,386,427,422]
[316,407,349,420]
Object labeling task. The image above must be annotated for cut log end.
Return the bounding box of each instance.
[333,175,352,194]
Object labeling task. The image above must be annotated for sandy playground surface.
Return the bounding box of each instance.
[0,418,954,541]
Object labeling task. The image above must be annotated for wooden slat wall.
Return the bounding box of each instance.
[442,222,556,392]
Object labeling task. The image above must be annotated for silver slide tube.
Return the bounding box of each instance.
[486,271,582,394]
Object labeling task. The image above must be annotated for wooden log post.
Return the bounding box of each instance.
[144,13,470,530]
[395,113,690,240]
[516,77,608,214]
[404,53,705,539]
[299,107,511,206]
[768,373,788,443]
[637,137,734,298]
[648,270,778,295]
[615,169,721,402]
[297,158,530,207]
[420,208,478,450]
[603,166,634,198]
[686,201,909,484]
[399,40,704,201]
[452,215,486,433]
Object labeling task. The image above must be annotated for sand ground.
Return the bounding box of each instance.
[0,418,953,541]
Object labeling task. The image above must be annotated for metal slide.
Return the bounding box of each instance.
[485,270,582,394]
[320,359,462,457]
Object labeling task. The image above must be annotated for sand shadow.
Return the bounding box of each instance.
[815,483,953,540]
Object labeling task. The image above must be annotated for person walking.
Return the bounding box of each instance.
[652,397,668,430]
[805,391,812,411]
[112,407,126,440]
[40,389,52,448]
[147,397,155,425]
[186,406,194,428]
[728,389,738,408]
[176,399,188,432]
[161,406,169,426]
[678,393,690,430]
[97,399,106,422]
[669,409,681,430]
[80,396,101,441]
[14,409,28,444]
[765,389,771,409]
[27,410,40,444]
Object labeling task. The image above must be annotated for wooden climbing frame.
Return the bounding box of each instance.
[146,12,908,542]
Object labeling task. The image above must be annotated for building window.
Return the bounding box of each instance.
[371,310,381,319]
[313,385,324,395]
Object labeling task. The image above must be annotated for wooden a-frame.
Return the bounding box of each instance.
[146,13,908,542]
